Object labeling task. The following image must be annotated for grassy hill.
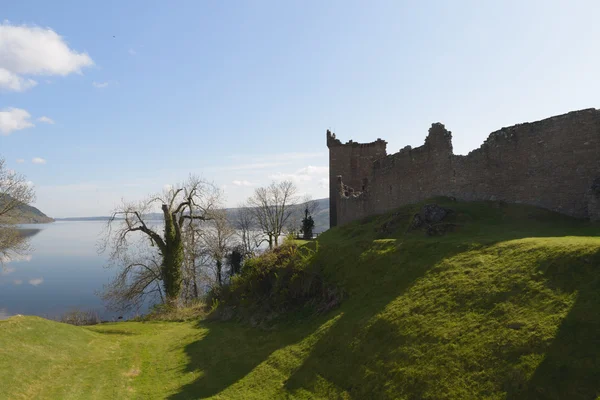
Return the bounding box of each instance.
[1,199,599,399]
[0,201,53,224]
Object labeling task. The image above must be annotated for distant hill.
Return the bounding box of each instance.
[283,197,329,233]
[58,198,331,232]
[224,197,329,233]
[0,201,54,224]
[54,216,116,222]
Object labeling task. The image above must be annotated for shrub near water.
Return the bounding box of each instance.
[212,239,340,321]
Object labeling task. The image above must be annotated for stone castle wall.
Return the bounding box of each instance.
[328,109,600,226]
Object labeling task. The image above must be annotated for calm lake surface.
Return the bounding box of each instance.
[0,221,138,320]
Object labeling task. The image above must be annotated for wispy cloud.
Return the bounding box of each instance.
[28,278,43,286]
[270,165,328,183]
[215,162,289,172]
[232,180,253,187]
[0,266,15,276]
[16,158,25,163]
[92,81,109,89]
[228,152,325,163]
[128,49,137,56]
[0,68,36,92]
[0,108,34,135]
[37,116,55,124]
[0,22,93,93]
[38,182,99,192]
[32,157,46,164]
[13,279,22,285]
[219,152,326,173]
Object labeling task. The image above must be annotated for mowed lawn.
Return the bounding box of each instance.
[1,199,600,399]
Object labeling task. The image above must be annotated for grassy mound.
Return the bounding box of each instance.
[1,199,599,399]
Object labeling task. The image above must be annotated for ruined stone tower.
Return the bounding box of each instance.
[328,109,600,227]
[327,131,387,227]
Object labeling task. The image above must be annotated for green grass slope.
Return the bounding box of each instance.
[1,199,599,399]
[0,200,54,223]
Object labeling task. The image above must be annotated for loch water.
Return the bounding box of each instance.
[0,221,141,320]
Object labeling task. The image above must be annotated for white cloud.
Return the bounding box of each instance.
[92,81,108,88]
[28,278,43,286]
[0,108,34,135]
[0,68,37,92]
[32,157,46,164]
[297,166,328,175]
[217,162,288,172]
[0,266,15,276]
[0,22,94,92]
[128,49,137,56]
[16,158,24,163]
[13,279,22,285]
[318,177,329,188]
[270,165,328,183]
[37,116,55,124]
[228,152,325,163]
[232,180,253,187]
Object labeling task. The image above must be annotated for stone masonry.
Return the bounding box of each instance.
[327,108,600,227]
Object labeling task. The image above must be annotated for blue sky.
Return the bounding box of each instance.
[1,1,599,217]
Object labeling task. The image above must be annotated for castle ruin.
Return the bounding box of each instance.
[327,108,600,227]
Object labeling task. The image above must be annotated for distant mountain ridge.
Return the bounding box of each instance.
[56,198,331,232]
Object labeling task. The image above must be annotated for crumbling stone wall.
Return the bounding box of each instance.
[328,109,600,226]
[327,132,387,227]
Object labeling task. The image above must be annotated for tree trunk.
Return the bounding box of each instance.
[216,259,223,286]
[161,205,184,305]
[192,272,199,299]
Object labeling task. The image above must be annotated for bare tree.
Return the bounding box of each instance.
[232,204,262,257]
[201,210,236,286]
[180,221,212,301]
[247,180,298,249]
[0,157,35,221]
[100,243,164,312]
[100,176,222,307]
[0,157,36,266]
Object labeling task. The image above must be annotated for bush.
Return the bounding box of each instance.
[209,239,341,322]
[138,300,207,322]
[59,309,101,326]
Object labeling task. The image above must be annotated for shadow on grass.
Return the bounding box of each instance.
[90,328,139,336]
[169,200,600,399]
[168,238,470,398]
[166,319,308,399]
[507,248,600,400]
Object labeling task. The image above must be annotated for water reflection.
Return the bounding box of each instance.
[0,227,39,264]
[28,278,43,286]
[0,221,125,320]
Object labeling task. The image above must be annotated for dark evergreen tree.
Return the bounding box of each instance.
[227,246,244,277]
[301,207,315,240]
